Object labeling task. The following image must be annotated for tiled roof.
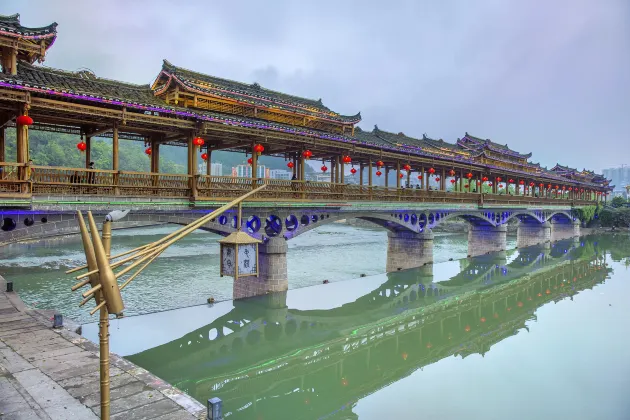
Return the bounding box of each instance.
[157,60,361,124]
[458,133,532,159]
[0,13,57,39]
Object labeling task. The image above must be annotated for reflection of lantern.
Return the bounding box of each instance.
[201,153,208,161]
[342,155,351,163]
[77,141,87,152]
[302,149,313,160]
[219,232,261,280]
[321,165,328,172]
[253,143,265,156]
[287,161,294,169]
[247,157,253,165]
[350,167,357,175]
[145,147,151,156]
[480,317,486,323]
[464,325,471,332]
[376,171,382,177]
[376,160,384,168]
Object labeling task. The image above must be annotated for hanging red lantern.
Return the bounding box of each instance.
[376,160,384,168]
[350,167,357,175]
[555,185,559,190]
[547,184,552,189]
[496,177,502,182]
[464,184,469,189]
[145,147,151,156]
[399,173,404,179]
[428,167,436,175]
[201,152,208,161]
[435,177,441,182]
[287,161,294,169]
[488,182,493,186]
[193,137,205,147]
[562,186,566,190]
[247,157,253,165]
[466,172,473,179]
[417,175,423,180]
[252,143,265,156]
[580,188,584,192]
[450,179,456,184]
[302,149,313,160]
[342,155,351,163]
[403,164,411,172]
[376,170,382,177]
[16,115,33,126]
[529,182,535,187]
[77,141,87,152]
[499,184,504,188]
[508,178,514,183]
[539,183,544,188]
[449,169,456,176]
[569,187,573,191]
[519,180,525,185]
[321,165,328,172]
[482,176,488,182]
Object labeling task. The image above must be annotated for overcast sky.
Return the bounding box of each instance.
[5,0,629,172]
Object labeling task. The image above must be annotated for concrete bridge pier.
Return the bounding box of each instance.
[233,237,288,300]
[550,220,581,242]
[516,222,551,248]
[386,230,434,272]
[467,224,507,257]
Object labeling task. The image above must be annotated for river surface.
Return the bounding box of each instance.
[77,233,630,420]
[0,224,516,323]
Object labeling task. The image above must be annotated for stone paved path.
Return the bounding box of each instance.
[0,277,206,420]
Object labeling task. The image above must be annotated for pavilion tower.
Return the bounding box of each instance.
[0,13,57,75]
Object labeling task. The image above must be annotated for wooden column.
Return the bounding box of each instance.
[441,168,445,191]
[340,157,345,184]
[16,104,28,183]
[359,163,364,186]
[421,166,426,190]
[396,162,401,189]
[385,167,389,188]
[112,124,119,171]
[0,128,4,163]
[206,147,212,175]
[251,144,258,189]
[187,134,197,197]
[85,135,92,168]
[368,161,373,186]
[330,158,334,183]
[299,154,305,181]
[406,167,411,188]
[150,139,160,173]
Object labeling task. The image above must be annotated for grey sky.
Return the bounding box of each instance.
[5,0,629,173]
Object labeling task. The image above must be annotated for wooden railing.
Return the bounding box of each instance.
[0,164,602,207]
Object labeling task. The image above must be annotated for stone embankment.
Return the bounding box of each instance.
[0,275,206,420]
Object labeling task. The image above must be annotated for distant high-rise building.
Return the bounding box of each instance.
[269,169,293,180]
[603,165,629,193]
[197,162,223,175]
[233,164,267,178]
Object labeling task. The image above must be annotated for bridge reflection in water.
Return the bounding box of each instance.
[127,236,614,420]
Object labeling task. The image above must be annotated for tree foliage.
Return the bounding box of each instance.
[611,196,628,208]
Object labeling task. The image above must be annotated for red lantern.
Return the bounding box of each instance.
[321,165,328,172]
[539,183,544,188]
[569,187,573,191]
[480,317,486,323]
[247,157,253,165]
[376,160,384,168]
[403,164,411,172]
[450,179,456,184]
[466,172,473,179]
[201,152,208,161]
[517,301,523,308]
[555,185,559,190]
[193,137,205,147]
[417,175,423,180]
[342,155,351,163]
[529,182,535,187]
[464,184,469,189]
[499,184,504,188]
[77,141,87,152]
[449,169,456,176]
[399,173,404,179]
[464,325,471,332]
[350,167,357,175]
[482,176,488,182]
[428,167,436,175]
[477,180,481,185]
[488,182,493,186]
[519,180,525,185]
[376,170,382,177]
[302,150,313,160]
[145,147,151,156]
[547,184,552,189]
[545,289,551,295]
[562,186,566,190]
[16,115,33,126]
[496,177,502,182]
[253,143,265,156]
[435,177,441,182]
[508,179,514,183]
[287,161,294,169]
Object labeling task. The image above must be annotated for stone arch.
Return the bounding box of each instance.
[431,211,497,228]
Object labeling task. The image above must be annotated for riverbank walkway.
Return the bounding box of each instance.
[0,277,206,420]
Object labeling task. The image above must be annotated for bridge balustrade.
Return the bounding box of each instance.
[0,163,601,206]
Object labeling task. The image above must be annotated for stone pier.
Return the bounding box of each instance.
[516,223,551,248]
[386,230,434,272]
[467,224,507,257]
[233,237,288,299]
[550,221,581,242]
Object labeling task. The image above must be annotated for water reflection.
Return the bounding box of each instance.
[126,235,618,420]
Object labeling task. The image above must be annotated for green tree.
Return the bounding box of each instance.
[611,196,627,208]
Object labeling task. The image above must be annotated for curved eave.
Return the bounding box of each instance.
[0,22,57,41]
[168,74,359,125]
